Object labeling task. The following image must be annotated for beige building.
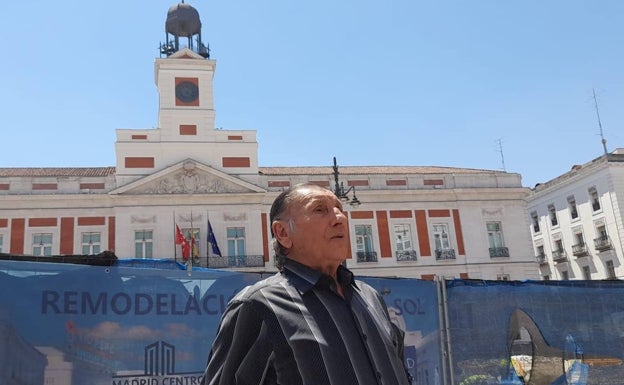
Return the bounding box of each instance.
[527,148,624,280]
[0,2,540,280]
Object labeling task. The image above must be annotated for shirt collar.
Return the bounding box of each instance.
[283,258,358,295]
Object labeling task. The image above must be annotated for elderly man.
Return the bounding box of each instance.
[203,183,411,385]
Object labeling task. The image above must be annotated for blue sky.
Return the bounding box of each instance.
[1,1,622,188]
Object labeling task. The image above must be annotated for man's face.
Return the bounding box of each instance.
[278,186,350,267]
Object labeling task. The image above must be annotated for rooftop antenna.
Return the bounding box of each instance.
[497,138,506,171]
[592,88,608,155]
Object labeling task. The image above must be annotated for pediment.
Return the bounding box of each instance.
[110,159,265,195]
[168,48,205,60]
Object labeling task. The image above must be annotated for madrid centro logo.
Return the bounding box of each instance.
[112,341,204,385]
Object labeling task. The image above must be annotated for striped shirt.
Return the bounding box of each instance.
[203,258,411,385]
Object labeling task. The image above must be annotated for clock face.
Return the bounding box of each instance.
[175,81,199,103]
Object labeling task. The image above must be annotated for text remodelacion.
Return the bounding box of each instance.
[41,290,235,316]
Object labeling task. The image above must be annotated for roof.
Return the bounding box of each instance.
[258,165,505,176]
[532,150,624,192]
[0,167,116,177]
[0,165,504,178]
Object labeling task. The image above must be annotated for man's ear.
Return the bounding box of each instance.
[272,220,293,249]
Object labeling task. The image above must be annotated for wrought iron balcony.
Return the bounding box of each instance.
[489,247,510,258]
[594,235,612,251]
[536,253,547,265]
[551,249,568,263]
[207,255,265,268]
[435,248,456,260]
[356,251,378,263]
[571,243,589,257]
[396,250,418,262]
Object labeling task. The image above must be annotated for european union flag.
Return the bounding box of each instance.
[207,220,222,257]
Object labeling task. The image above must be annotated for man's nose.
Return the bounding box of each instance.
[333,207,347,222]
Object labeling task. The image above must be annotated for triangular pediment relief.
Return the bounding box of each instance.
[110,159,265,195]
[168,48,205,60]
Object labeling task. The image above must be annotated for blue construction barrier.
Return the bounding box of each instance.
[0,259,622,385]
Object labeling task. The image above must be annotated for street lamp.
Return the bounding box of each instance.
[332,156,361,207]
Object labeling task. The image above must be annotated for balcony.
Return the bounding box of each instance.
[551,249,568,263]
[594,235,612,251]
[356,251,378,263]
[435,248,456,260]
[489,247,510,258]
[396,250,418,262]
[536,253,547,265]
[207,255,265,268]
[571,243,589,257]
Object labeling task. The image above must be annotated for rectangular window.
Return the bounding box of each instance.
[487,221,509,257]
[394,224,416,261]
[582,265,591,280]
[548,204,558,226]
[487,222,504,248]
[561,270,569,280]
[552,239,566,262]
[606,260,616,279]
[33,233,53,256]
[497,274,510,281]
[589,187,601,212]
[355,224,377,262]
[567,195,579,220]
[433,223,450,250]
[543,275,550,281]
[536,245,545,258]
[227,227,246,257]
[572,230,588,256]
[594,224,611,251]
[134,230,153,259]
[81,232,101,255]
[433,223,455,259]
[530,211,540,233]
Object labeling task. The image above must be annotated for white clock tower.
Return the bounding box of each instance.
[114,2,260,188]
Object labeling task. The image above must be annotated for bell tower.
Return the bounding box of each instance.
[155,1,216,139]
[114,1,259,187]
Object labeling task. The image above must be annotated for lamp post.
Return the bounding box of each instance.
[332,156,361,207]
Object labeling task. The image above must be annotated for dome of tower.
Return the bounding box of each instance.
[166,2,202,37]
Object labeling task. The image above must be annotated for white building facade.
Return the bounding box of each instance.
[526,149,624,280]
[0,2,540,281]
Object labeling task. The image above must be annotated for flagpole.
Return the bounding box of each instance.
[173,211,177,263]
[189,210,194,271]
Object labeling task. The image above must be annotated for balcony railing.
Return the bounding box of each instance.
[396,250,418,262]
[207,255,265,268]
[551,249,568,263]
[356,251,378,263]
[571,243,589,257]
[489,247,509,258]
[435,248,456,260]
[594,235,612,251]
[536,253,547,265]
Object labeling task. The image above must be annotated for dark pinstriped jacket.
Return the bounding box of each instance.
[203,258,411,385]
